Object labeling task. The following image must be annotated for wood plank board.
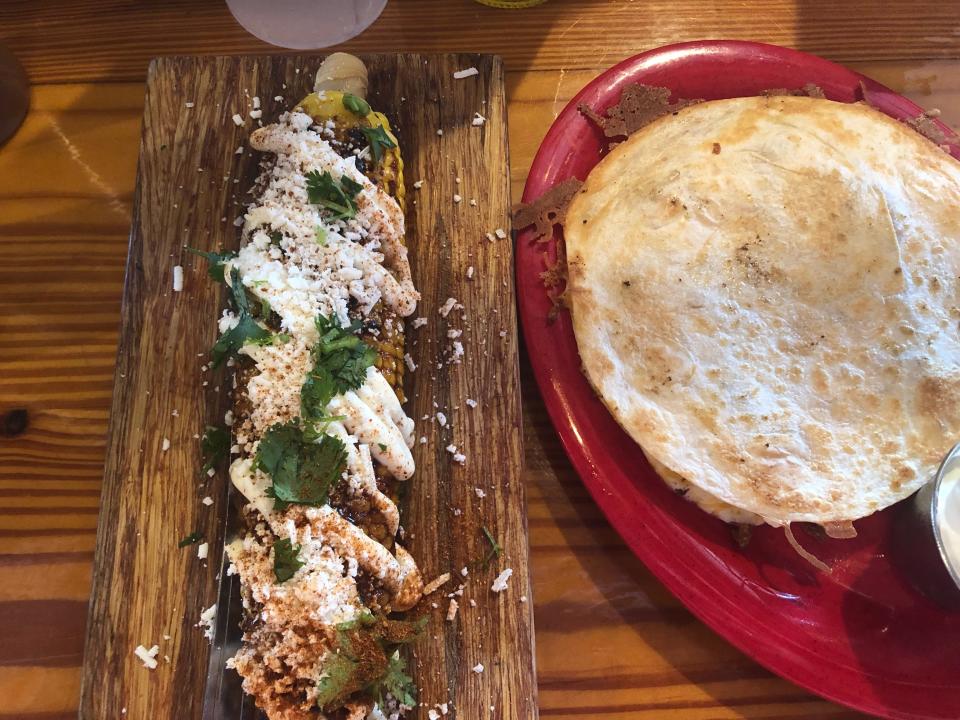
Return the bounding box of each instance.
[78,53,535,720]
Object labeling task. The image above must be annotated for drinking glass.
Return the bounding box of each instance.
[226,0,387,50]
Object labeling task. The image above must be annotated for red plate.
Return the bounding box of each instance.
[517,41,960,720]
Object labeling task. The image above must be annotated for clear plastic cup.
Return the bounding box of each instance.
[226,0,387,50]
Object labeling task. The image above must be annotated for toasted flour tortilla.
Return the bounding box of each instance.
[565,95,960,526]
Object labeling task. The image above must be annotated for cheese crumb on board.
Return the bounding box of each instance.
[472,112,486,126]
[197,542,208,560]
[202,496,213,506]
[491,568,513,592]
[454,67,480,79]
[423,572,452,595]
[472,663,485,673]
[439,297,459,317]
[466,398,477,408]
[475,488,486,498]
[494,227,507,239]
[198,603,217,640]
[134,644,160,669]
[231,113,244,126]
[161,438,171,451]
[446,598,459,621]
[172,265,184,291]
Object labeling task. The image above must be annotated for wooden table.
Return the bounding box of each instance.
[2,2,959,718]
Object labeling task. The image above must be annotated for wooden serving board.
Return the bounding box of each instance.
[79,53,535,720]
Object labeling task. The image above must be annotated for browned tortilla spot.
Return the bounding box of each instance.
[512,176,585,244]
[823,520,858,539]
[906,110,953,147]
[761,83,826,99]
[540,237,569,323]
[578,83,702,139]
[731,523,753,548]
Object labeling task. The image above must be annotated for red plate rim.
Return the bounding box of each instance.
[516,40,960,719]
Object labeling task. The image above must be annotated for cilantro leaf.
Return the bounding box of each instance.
[178,530,203,548]
[480,525,503,569]
[296,434,348,501]
[186,247,237,282]
[372,650,416,708]
[273,537,304,582]
[300,315,376,426]
[211,269,272,368]
[360,125,396,164]
[315,651,359,710]
[254,422,347,511]
[305,170,362,220]
[342,93,371,117]
[212,313,271,368]
[200,425,230,475]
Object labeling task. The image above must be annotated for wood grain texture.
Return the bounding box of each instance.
[4,2,960,719]
[74,53,534,720]
[3,0,960,85]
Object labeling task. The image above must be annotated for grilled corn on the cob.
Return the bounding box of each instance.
[203,54,424,720]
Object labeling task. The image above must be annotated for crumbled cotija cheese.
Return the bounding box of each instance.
[491,568,513,593]
[438,297,458,317]
[423,572,452,595]
[172,265,184,291]
[454,67,479,79]
[198,603,217,640]
[472,663,484,673]
[134,644,160,669]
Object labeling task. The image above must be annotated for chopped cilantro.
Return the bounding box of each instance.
[178,530,203,548]
[259,295,272,318]
[300,314,376,427]
[200,425,230,475]
[314,225,328,245]
[268,230,283,245]
[273,537,304,582]
[335,610,377,633]
[254,422,347,511]
[185,247,237,282]
[371,650,416,708]
[377,442,388,452]
[211,268,272,367]
[315,651,359,710]
[481,526,503,569]
[305,170,363,220]
[342,93,371,117]
[360,125,396,164]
